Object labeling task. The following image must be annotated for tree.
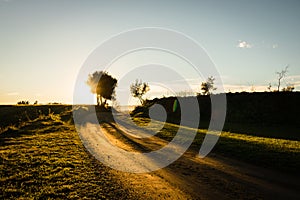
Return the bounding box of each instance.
[17,100,29,105]
[267,83,272,92]
[130,79,150,105]
[86,71,117,106]
[201,76,216,95]
[282,84,295,92]
[276,66,288,92]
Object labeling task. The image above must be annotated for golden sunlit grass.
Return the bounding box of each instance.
[219,132,299,152]
[133,117,300,174]
[0,110,133,199]
[1,105,299,199]
[211,131,300,173]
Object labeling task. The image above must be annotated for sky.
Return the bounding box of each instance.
[1,0,300,105]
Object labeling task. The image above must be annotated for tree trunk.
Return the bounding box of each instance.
[277,77,282,92]
[97,95,103,106]
[99,96,103,106]
[97,95,100,105]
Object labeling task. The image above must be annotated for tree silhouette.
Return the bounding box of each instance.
[282,84,295,92]
[276,66,288,92]
[130,79,150,105]
[87,71,117,106]
[201,76,216,95]
[17,100,29,105]
[267,83,272,92]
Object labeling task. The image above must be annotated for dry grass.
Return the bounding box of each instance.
[0,114,134,199]
[133,117,300,174]
[1,105,299,199]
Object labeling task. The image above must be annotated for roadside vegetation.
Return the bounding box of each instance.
[0,106,135,199]
[1,101,299,198]
[131,92,300,140]
[132,117,300,175]
[0,105,72,133]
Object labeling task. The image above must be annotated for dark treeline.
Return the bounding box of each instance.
[131,92,300,140]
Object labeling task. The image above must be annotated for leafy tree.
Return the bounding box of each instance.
[282,84,295,92]
[267,83,272,92]
[17,100,29,105]
[87,71,117,106]
[130,79,150,105]
[276,66,288,92]
[201,76,216,95]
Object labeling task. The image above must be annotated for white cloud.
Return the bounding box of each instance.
[293,81,300,87]
[286,75,300,80]
[285,75,300,88]
[237,40,252,49]
[272,44,278,49]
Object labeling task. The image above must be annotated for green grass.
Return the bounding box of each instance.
[133,117,300,174]
[218,121,300,140]
[208,132,299,173]
[0,111,133,199]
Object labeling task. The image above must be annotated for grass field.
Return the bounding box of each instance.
[0,107,134,199]
[0,105,72,133]
[1,105,299,199]
[133,117,300,174]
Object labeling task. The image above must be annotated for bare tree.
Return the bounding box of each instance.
[130,79,150,105]
[201,76,217,95]
[276,66,288,92]
[250,85,256,92]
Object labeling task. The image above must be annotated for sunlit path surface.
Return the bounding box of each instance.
[76,112,300,199]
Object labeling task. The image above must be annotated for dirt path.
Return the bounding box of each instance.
[77,114,300,199]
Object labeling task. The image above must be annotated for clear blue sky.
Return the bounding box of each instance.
[1,0,300,104]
